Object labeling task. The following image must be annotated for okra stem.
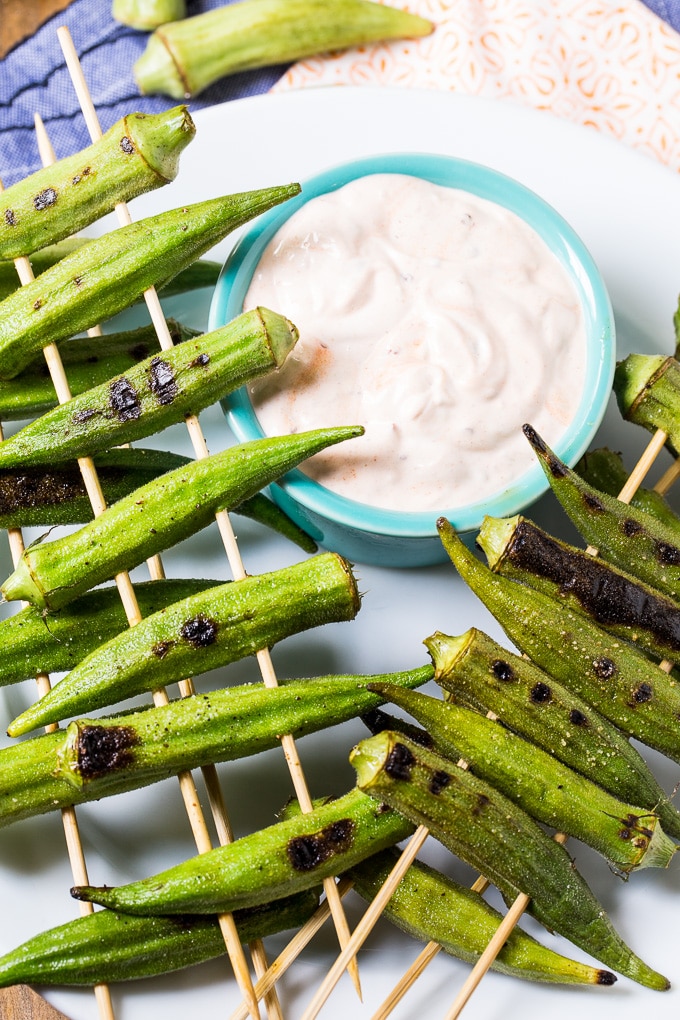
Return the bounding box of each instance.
[8,552,361,734]
[71,788,414,914]
[351,732,670,990]
[135,0,433,98]
[0,185,300,378]
[367,683,675,871]
[2,427,363,611]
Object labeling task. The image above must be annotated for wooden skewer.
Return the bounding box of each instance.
[654,451,680,496]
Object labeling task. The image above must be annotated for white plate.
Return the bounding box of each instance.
[1,86,679,1020]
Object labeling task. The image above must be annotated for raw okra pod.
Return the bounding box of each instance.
[349,849,616,986]
[0,667,431,826]
[427,628,680,841]
[0,184,300,378]
[2,426,363,611]
[576,447,680,532]
[614,354,680,456]
[0,890,318,987]
[114,0,186,30]
[0,578,219,687]
[351,731,669,990]
[71,787,414,914]
[135,0,433,98]
[8,552,361,733]
[479,513,680,664]
[0,107,195,259]
[525,424,680,601]
[438,518,680,764]
[367,683,675,871]
[0,307,298,467]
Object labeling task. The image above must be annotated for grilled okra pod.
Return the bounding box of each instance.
[614,354,680,456]
[349,849,616,986]
[479,513,680,663]
[351,731,669,990]
[135,0,433,98]
[576,447,680,532]
[2,426,362,611]
[0,107,195,259]
[427,628,680,840]
[367,683,675,871]
[72,787,414,913]
[8,552,361,733]
[438,518,680,763]
[525,424,680,601]
[0,307,297,466]
[0,891,318,987]
[0,184,300,379]
[0,668,431,826]
[113,0,186,30]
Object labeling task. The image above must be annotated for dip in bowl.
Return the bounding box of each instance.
[210,153,614,567]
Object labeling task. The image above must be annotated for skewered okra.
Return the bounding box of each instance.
[0,184,300,378]
[0,307,298,466]
[437,518,680,763]
[0,668,431,827]
[0,107,195,259]
[351,731,670,990]
[366,683,676,871]
[576,447,680,532]
[1,426,363,611]
[427,628,680,840]
[8,552,361,733]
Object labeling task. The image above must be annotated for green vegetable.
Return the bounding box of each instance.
[438,518,680,764]
[525,423,680,601]
[0,667,431,827]
[478,513,680,663]
[2,426,362,611]
[427,628,680,841]
[614,354,680,455]
[349,849,616,986]
[0,184,300,378]
[575,447,680,531]
[0,891,318,987]
[0,307,297,466]
[351,731,669,990]
[135,0,433,98]
[367,683,676,871]
[0,107,195,259]
[71,788,414,914]
[8,552,361,733]
[113,0,186,30]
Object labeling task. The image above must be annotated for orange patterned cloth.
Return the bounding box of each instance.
[273,0,680,173]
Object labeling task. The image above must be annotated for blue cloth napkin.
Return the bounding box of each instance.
[1,0,679,187]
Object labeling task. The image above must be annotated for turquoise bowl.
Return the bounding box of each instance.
[210,153,615,568]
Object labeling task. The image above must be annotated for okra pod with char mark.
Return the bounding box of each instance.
[0,891,319,988]
[0,668,431,826]
[351,731,669,990]
[438,518,680,764]
[479,513,680,664]
[8,552,361,733]
[427,628,680,841]
[576,447,680,533]
[0,319,200,420]
[2,426,362,611]
[135,0,433,98]
[71,788,414,914]
[349,849,616,986]
[614,354,680,456]
[526,424,680,601]
[0,307,298,466]
[0,107,195,259]
[367,683,675,871]
[0,184,300,379]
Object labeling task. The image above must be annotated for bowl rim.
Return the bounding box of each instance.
[210,151,615,539]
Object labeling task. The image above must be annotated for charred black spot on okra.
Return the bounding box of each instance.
[287,819,355,872]
[491,659,515,682]
[569,709,588,726]
[522,423,566,477]
[429,770,451,795]
[361,705,434,748]
[180,614,218,647]
[148,356,178,405]
[593,657,617,680]
[631,682,654,705]
[75,725,139,779]
[530,682,551,704]
[109,377,142,422]
[33,188,58,211]
[384,741,415,780]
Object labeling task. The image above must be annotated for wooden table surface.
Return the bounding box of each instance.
[0,0,74,57]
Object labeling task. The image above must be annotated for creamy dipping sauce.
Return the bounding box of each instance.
[245,174,587,512]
